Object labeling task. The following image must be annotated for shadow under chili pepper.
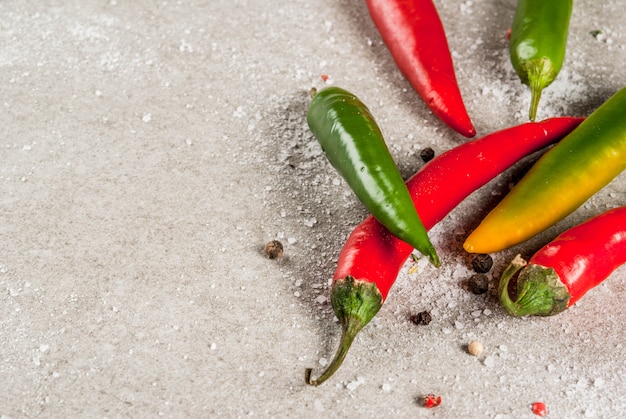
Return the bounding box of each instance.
[564,86,618,119]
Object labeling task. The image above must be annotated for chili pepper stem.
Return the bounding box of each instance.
[522,58,555,121]
[498,255,570,317]
[305,276,382,386]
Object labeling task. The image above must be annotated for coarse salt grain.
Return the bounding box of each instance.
[483,356,495,368]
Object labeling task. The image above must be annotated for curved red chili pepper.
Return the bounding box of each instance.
[305,117,583,386]
[334,117,584,299]
[499,206,626,316]
[366,0,476,137]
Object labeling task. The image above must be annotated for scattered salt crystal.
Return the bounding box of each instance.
[39,344,50,353]
[142,113,152,122]
[499,345,508,352]
[315,295,327,304]
[471,310,482,318]
[346,377,365,391]
[455,321,464,330]
[210,343,217,350]
[304,217,317,227]
[483,356,495,368]
[288,237,297,244]
[442,328,452,335]
[22,144,31,151]
[483,309,492,316]
[314,399,324,412]
[319,358,328,367]
[381,383,391,392]
[233,106,246,118]
[185,138,193,145]
[294,291,301,297]
[583,408,597,418]
[179,39,193,52]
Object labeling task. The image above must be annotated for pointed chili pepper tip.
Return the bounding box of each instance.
[498,255,571,317]
[425,245,441,268]
[305,276,382,386]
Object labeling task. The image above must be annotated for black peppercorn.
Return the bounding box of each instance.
[468,273,489,294]
[419,147,435,163]
[471,254,493,273]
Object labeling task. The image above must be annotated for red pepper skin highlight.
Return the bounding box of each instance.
[366,0,476,138]
[499,206,626,317]
[304,117,583,386]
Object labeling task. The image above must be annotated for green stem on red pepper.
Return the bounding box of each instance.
[307,86,440,266]
[464,85,626,254]
[499,206,626,316]
[509,0,573,121]
[305,117,583,386]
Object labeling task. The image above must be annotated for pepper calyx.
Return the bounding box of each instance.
[519,57,556,121]
[498,254,571,317]
[305,276,382,386]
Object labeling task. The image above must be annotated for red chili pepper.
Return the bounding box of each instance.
[499,206,626,316]
[365,0,476,138]
[304,117,583,386]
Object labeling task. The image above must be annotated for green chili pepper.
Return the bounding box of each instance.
[307,86,440,267]
[509,0,573,121]
[464,85,626,254]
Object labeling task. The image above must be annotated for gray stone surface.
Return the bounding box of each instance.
[1,0,625,417]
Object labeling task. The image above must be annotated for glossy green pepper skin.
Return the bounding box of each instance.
[307,86,440,267]
[509,0,573,121]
